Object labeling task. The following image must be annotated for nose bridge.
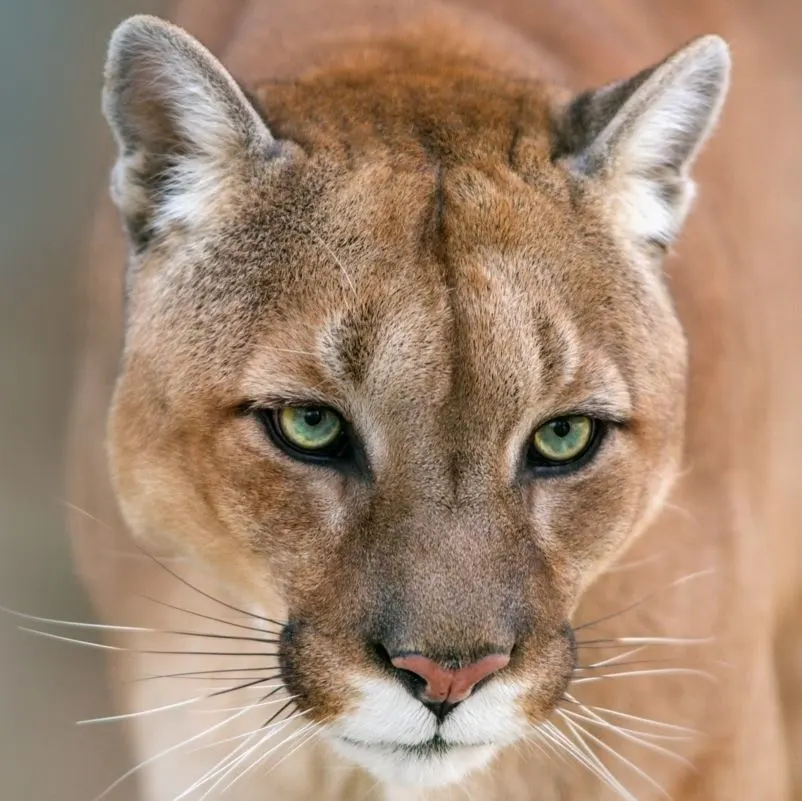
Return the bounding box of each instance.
[375,502,519,659]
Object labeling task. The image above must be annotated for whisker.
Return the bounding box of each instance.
[172,703,300,800]
[556,711,672,800]
[140,594,281,636]
[175,734,263,801]
[0,607,152,633]
[355,778,383,801]
[542,720,636,801]
[528,727,568,766]
[208,678,285,700]
[60,500,123,531]
[578,647,647,668]
[58,502,187,566]
[571,667,716,685]
[188,710,308,754]
[562,705,692,745]
[662,501,698,526]
[573,568,715,632]
[133,544,285,629]
[20,628,122,652]
[303,224,357,295]
[577,636,714,648]
[605,549,673,574]
[261,697,297,729]
[257,723,323,781]
[541,722,607,780]
[59,503,285,631]
[181,739,265,801]
[197,722,301,800]
[552,717,638,801]
[561,708,694,761]
[575,658,681,671]
[137,675,283,685]
[131,667,282,683]
[537,723,593,772]
[561,698,700,736]
[220,722,320,796]
[194,692,294,713]
[91,705,254,801]
[77,695,209,725]
[82,678,288,727]
[192,684,285,694]
[193,705,304,800]
[21,626,279,657]
[144,630,280,646]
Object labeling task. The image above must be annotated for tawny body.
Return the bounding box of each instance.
[68,1,802,800]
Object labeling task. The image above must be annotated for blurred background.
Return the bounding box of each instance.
[0,3,163,799]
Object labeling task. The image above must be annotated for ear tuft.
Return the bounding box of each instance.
[556,35,731,251]
[103,15,273,249]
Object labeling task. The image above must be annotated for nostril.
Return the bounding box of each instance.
[370,641,395,669]
[390,654,454,702]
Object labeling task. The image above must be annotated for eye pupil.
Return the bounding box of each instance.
[304,409,323,427]
[552,419,571,438]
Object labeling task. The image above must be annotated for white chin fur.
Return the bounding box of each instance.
[329,738,498,788]
[325,676,527,787]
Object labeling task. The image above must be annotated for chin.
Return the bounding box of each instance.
[329,736,499,788]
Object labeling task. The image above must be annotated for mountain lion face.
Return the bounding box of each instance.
[103,16,727,787]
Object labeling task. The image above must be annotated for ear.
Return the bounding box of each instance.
[554,35,731,251]
[103,15,275,250]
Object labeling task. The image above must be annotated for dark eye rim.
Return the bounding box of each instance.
[257,406,353,465]
[524,416,608,477]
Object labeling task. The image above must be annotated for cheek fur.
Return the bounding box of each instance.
[529,433,672,574]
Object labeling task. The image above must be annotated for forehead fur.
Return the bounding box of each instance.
[120,44,686,461]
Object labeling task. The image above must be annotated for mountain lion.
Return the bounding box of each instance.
[64,1,802,799]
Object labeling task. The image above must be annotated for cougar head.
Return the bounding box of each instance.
[102,16,728,787]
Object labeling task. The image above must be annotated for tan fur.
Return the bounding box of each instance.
[68,1,802,799]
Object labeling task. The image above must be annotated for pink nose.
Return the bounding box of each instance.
[390,653,510,704]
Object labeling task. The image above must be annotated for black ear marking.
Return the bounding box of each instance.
[551,64,657,167]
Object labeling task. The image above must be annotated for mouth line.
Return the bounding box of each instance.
[338,734,493,756]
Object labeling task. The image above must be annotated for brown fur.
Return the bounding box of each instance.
[68,1,802,799]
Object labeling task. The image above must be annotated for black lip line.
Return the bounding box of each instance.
[338,735,494,755]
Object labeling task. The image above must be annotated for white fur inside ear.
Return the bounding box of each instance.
[157,157,236,232]
[103,15,273,236]
[591,36,731,248]
[611,170,697,248]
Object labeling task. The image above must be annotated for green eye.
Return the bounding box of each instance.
[276,407,344,452]
[531,415,594,463]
